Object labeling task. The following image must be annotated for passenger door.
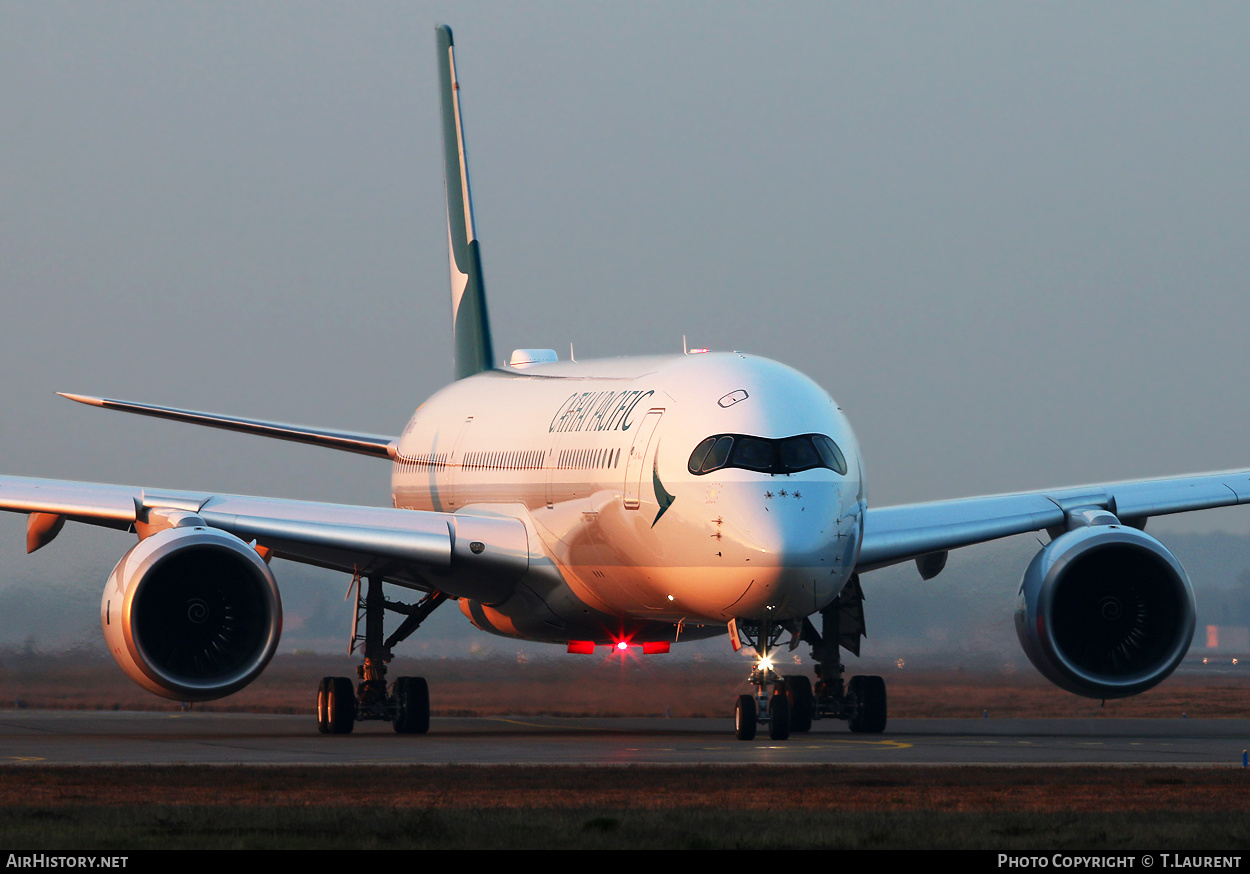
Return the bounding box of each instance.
[623,409,663,509]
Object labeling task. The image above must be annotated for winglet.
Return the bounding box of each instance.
[436,24,495,381]
[56,392,104,406]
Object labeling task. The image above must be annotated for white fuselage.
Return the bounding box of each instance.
[391,352,864,644]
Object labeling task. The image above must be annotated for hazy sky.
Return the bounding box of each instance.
[3,2,1250,653]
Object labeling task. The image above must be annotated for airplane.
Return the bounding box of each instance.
[0,24,1242,740]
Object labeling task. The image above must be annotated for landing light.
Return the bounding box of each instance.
[756,653,774,672]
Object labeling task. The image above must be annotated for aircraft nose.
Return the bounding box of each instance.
[717,482,856,617]
[737,498,835,561]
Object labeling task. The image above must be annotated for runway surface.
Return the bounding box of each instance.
[0,712,1248,765]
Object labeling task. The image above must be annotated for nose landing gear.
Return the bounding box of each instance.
[731,575,887,739]
[732,619,793,741]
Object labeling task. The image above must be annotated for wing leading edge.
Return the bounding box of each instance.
[0,475,527,603]
[58,393,397,460]
[857,469,1250,572]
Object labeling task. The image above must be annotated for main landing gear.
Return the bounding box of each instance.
[315,574,446,735]
[732,574,887,740]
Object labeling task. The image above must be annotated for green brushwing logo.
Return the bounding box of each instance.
[652,453,676,528]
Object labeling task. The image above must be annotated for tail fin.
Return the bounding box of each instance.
[436,24,495,380]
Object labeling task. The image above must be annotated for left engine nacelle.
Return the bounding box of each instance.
[1015,524,1195,699]
[101,526,282,702]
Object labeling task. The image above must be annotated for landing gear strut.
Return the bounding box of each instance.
[731,574,887,739]
[315,574,445,735]
[802,574,887,733]
[732,619,792,741]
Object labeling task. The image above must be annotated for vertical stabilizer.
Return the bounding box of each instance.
[436,24,496,380]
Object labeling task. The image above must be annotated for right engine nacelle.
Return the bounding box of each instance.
[101,525,282,702]
[1015,524,1195,699]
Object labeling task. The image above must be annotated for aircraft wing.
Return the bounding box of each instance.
[0,475,528,599]
[856,469,1250,572]
[57,393,397,460]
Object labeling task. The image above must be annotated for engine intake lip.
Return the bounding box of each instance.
[118,528,281,701]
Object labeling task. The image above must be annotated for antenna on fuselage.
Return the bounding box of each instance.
[436,24,496,380]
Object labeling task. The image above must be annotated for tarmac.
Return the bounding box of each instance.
[0,711,1247,766]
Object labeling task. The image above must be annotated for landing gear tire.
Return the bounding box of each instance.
[783,675,813,733]
[317,677,330,734]
[768,689,791,740]
[317,676,356,735]
[847,674,887,734]
[734,694,757,741]
[392,676,430,735]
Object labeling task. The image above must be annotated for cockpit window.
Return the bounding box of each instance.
[813,435,847,476]
[687,433,848,476]
[732,437,775,472]
[705,436,733,470]
[687,437,716,474]
[778,436,820,471]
